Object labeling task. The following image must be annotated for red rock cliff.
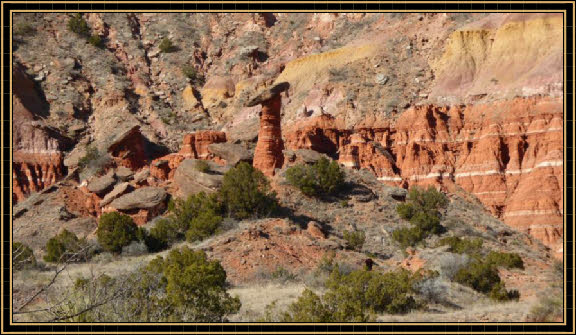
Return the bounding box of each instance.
[285,96,563,257]
[13,63,67,204]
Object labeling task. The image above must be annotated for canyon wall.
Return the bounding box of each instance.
[284,96,563,256]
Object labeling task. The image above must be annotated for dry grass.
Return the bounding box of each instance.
[228,282,306,321]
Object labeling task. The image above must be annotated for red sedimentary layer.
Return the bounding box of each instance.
[284,96,563,257]
[13,152,65,204]
[12,63,67,204]
[253,94,285,176]
[149,130,227,180]
[107,126,148,170]
[178,131,227,159]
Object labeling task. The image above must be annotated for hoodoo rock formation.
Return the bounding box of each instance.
[247,82,290,176]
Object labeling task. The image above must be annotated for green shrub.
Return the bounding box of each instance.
[143,247,241,321]
[194,160,210,173]
[486,251,524,270]
[280,289,333,322]
[437,236,483,256]
[14,23,35,36]
[392,227,426,249]
[454,260,520,301]
[185,210,222,242]
[393,186,448,247]
[219,162,279,219]
[148,218,178,249]
[286,157,345,196]
[280,267,423,322]
[343,230,366,251]
[88,34,103,48]
[96,212,138,254]
[159,37,176,53]
[13,242,36,270]
[149,192,224,249]
[44,229,87,263]
[49,247,240,322]
[181,65,205,86]
[67,13,90,37]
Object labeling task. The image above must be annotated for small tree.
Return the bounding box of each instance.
[181,65,205,86]
[343,230,366,251]
[67,13,90,37]
[143,247,241,321]
[286,157,345,197]
[393,186,448,247]
[219,162,279,219]
[159,37,176,53]
[97,212,138,254]
[13,242,36,270]
[44,229,87,263]
[88,34,104,48]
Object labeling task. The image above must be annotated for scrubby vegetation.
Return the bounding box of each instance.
[181,64,205,86]
[437,236,483,255]
[49,247,240,322]
[96,212,139,254]
[44,229,89,263]
[266,266,426,322]
[88,34,104,48]
[14,23,35,36]
[67,13,90,37]
[219,162,279,219]
[13,242,36,270]
[159,37,176,53]
[392,186,448,248]
[343,230,366,251]
[147,163,278,251]
[286,157,345,197]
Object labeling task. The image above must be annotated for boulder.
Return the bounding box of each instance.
[87,170,116,196]
[173,159,229,197]
[115,166,134,181]
[133,168,150,185]
[109,187,167,211]
[208,142,253,165]
[100,182,133,207]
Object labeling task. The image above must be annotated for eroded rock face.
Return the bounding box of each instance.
[107,126,148,170]
[249,82,289,176]
[13,63,68,204]
[178,130,227,159]
[284,96,563,256]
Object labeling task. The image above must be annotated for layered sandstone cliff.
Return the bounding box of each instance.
[284,96,563,256]
[13,63,68,204]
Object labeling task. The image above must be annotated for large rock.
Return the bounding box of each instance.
[179,130,227,159]
[109,187,167,211]
[208,143,253,165]
[87,170,116,196]
[248,82,290,176]
[106,125,147,170]
[100,182,133,207]
[173,159,228,197]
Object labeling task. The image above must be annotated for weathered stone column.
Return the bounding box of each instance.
[246,82,290,177]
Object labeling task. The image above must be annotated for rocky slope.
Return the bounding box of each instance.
[12,11,563,263]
